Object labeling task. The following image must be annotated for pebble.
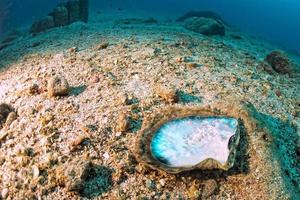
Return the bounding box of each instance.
[146,179,155,189]
[5,112,17,126]
[103,152,110,160]
[90,76,100,83]
[95,42,109,50]
[1,188,9,199]
[115,113,130,132]
[32,165,40,179]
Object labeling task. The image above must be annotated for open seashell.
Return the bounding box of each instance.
[135,106,241,174]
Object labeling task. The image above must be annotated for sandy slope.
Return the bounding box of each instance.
[0,11,299,200]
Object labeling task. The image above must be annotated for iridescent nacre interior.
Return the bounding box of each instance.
[150,116,238,168]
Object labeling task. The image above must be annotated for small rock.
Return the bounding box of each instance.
[5,112,17,126]
[155,85,177,103]
[68,46,78,53]
[0,104,13,129]
[28,83,39,95]
[116,93,129,105]
[47,76,70,97]
[70,135,90,152]
[95,42,109,50]
[1,188,9,199]
[275,90,282,97]
[56,159,92,192]
[159,179,165,187]
[186,62,198,69]
[202,179,218,198]
[146,179,155,189]
[115,113,130,132]
[32,165,40,179]
[90,76,100,83]
[187,180,200,199]
[183,17,225,36]
[103,152,110,160]
[265,51,292,74]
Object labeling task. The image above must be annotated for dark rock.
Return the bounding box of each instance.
[29,0,89,34]
[30,16,55,33]
[79,0,89,22]
[183,17,225,36]
[0,104,14,129]
[51,6,69,26]
[265,51,292,74]
[177,10,225,24]
[67,0,80,23]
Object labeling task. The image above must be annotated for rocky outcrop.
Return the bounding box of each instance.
[30,0,89,34]
[51,6,69,27]
[30,16,55,34]
[183,17,225,36]
[67,0,80,23]
[177,11,226,24]
[79,0,89,23]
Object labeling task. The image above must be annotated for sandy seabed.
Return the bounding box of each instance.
[0,11,299,200]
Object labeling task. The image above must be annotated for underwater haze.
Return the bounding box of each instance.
[1,0,300,54]
[1,0,300,199]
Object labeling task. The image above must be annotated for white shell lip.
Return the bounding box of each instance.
[150,116,239,168]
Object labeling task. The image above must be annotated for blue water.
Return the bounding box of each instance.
[1,0,300,53]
